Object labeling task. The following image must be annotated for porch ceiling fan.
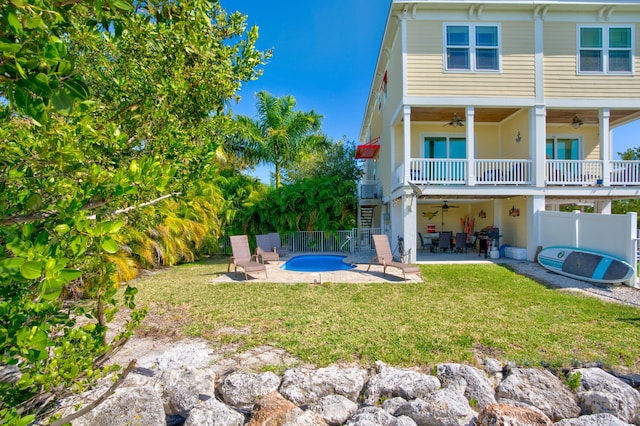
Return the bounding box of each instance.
[440,201,459,211]
[445,113,465,128]
[571,114,585,129]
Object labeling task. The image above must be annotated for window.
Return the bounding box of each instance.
[546,137,581,160]
[579,26,633,74]
[445,24,500,72]
[421,136,467,181]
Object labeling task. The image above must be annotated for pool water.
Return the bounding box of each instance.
[280,255,356,272]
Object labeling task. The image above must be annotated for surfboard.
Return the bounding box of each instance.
[537,246,635,284]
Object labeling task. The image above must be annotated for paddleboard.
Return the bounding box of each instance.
[537,246,635,284]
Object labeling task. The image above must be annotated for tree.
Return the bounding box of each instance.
[618,147,640,160]
[284,138,364,184]
[234,91,329,187]
[0,0,268,422]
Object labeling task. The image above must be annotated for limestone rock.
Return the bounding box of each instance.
[496,367,580,421]
[219,371,280,410]
[279,366,367,405]
[476,403,553,425]
[73,385,165,426]
[157,366,216,415]
[572,368,640,425]
[184,397,245,426]
[344,406,403,426]
[555,413,634,426]
[394,381,476,426]
[437,363,497,410]
[307,394,358,426]
[363,361,441,405]
[382,396,409,414]
[247,391,327,426]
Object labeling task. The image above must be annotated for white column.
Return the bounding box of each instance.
[466,106,476,185]
[531,106,546,187]
[594,200,612,214]
[528,195,546,261]
[600,108,611,186]
[403,105,412,184]
[403,193,417,263]
[625,212,638,288]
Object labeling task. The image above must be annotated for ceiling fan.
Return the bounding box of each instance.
[571,114,585,129]
[440,201,459,211]
[445,113,465,128]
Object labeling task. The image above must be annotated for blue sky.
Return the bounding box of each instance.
[225,1,639,182]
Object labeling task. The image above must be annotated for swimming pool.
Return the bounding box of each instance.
[280,255,356,272]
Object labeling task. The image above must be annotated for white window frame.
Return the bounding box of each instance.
[421,134,467,159]
[546,135,583,160]
[577,25,634,75]
[443,23,502,73]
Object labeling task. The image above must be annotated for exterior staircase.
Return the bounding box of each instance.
[360,206,374,228]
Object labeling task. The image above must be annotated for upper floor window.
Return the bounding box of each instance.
[445,24,500,72]
[578,26,633,74]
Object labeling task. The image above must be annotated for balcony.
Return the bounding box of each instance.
[384,159,640,189]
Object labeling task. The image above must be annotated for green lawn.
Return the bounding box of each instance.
[132,257,640,372]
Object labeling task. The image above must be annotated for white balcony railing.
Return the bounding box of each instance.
[409,159,466,184]
[545,160,602,186]
[610,160,640,186]
[475,160,533,185]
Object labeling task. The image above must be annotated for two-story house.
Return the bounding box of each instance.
[357,0,640,262]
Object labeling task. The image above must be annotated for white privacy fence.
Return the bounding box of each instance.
[281,228,382,253]
[538,210,638,287]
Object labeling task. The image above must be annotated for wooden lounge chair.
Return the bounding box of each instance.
[367,235,422,281]
[227,235,267,280]
[268,232,290,257]
[255,234,280,264]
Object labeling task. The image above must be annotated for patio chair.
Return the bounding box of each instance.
[255,234,280,264]
[367,235,422,281]
[227,235,267,280]
[438,231,452,252]
[268,232,290,257]
[418,232,433,252]
[454,232,468,253]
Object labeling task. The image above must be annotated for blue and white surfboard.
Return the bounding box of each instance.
[537,246,635,284]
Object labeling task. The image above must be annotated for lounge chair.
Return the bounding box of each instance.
[255,234,280,264]
[227,235,267,280]
[367,235,422,281]
[268,232,290,257]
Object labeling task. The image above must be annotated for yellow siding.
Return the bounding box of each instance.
[544,22,640,98]
[546,125,600,160]
[500,110,530,159]
[500,197,528,247]
[406,20,535,97]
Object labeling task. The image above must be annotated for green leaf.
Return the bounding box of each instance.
[39,278,63,300]
[7,11,22,34]
[57,59,74,77]
[26,193,42,211]
[111,0,133,11]
[0,257,25,274]
[51,89,73,115]
[100,237,119,254]
[20,261,44,279]
[54,224,70,235]
[26,73,53,98]
[64,77,90,100]
[59,269,82,283]
[0,41,22,54]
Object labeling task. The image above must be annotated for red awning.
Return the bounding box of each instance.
[355,137,380,159]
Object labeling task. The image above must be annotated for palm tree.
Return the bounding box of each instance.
[234,91,328,187]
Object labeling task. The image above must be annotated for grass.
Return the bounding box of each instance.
[131,257,640,372]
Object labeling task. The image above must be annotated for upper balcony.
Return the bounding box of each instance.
[391,159,640,188]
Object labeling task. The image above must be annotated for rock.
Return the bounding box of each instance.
[157,366,216,415]
[555,413,634,425]
[279,366,367,405]
[382,396,408,414]
[476,403,553,425]
[73,385,165,426]
[496,367,580,421]
[394,380,476,426]
[572,368,640,425]
[184,397,245,426]
[247,391,327,426]
[307,394,358,426]
[219,371,280,410]
[437,363,497,410]
[363,361,441,405]
[344,406,403,426]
